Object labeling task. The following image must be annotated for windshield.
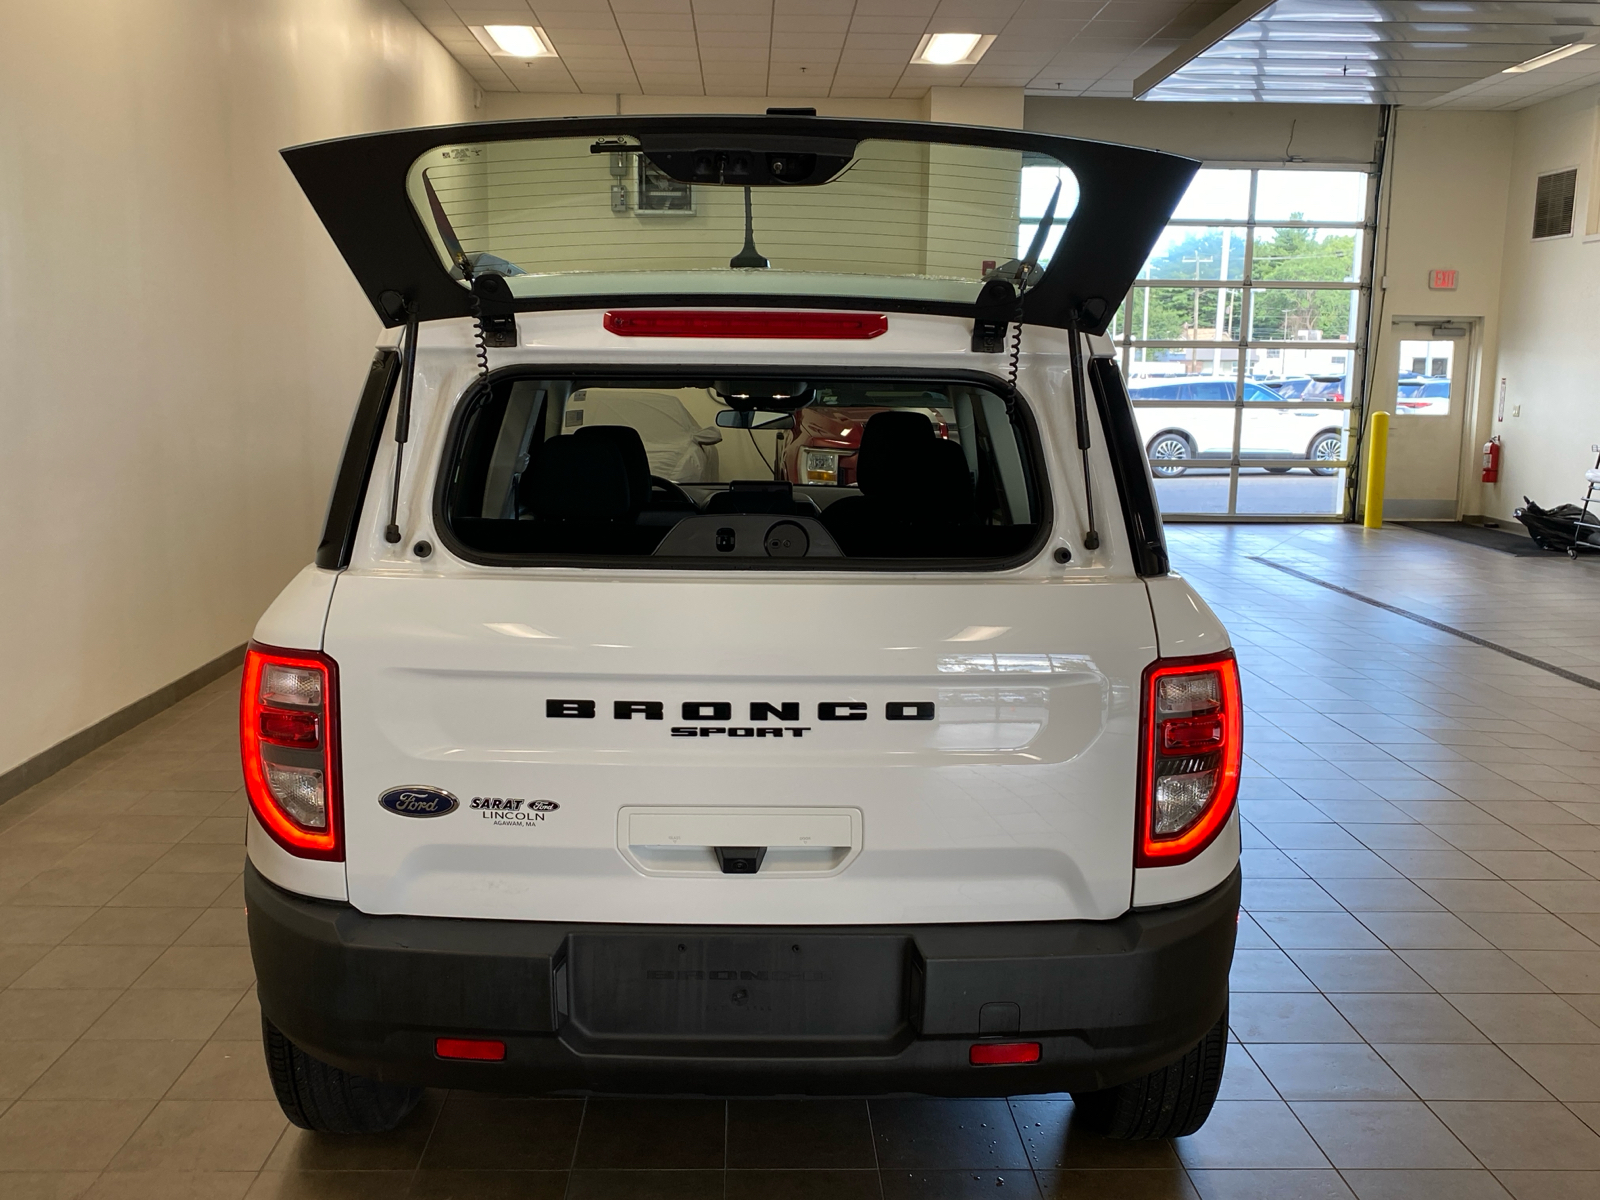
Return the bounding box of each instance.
[407,137,1079,307]
[441,374,1045,567]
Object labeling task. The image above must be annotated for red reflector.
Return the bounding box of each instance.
[1160,713,1225,754]
[969,1041,1041,1066]
[435,1037,505,1062]
[603,310,887,339]
[259,707,319,749]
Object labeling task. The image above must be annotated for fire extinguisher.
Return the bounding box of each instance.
[1482,436,1501,484]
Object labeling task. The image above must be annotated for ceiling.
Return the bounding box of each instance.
[398,0,1240,98]
[1138,0,1600,108]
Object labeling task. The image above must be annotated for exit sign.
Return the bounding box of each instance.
[1429,269,1458,290]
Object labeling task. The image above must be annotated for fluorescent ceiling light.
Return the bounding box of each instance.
[912,32,995,67]
[1503,42,1592,73]
[470,24,557,59]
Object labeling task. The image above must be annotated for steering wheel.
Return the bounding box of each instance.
[650,475,698,509]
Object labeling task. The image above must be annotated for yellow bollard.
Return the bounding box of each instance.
[1363,410,1389,529]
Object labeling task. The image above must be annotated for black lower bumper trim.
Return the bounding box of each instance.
[246,863,1238,1097]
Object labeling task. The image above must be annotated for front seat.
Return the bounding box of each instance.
[820,411,974,555]
[517,435,644,553]
[575,423,697,517]
[573,424,651,507]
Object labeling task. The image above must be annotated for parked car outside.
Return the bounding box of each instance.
[1131,378,1346,477]
[1396,377,1448,415]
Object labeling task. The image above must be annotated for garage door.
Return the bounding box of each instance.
[1103,168,1374,520]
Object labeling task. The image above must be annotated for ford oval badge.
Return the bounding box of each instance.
[379,786,459,818]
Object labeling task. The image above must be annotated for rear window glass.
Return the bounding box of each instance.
[440,375,1046,567]
[407,136,1079,308]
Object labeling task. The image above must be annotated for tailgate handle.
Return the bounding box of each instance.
[618,806,862,877]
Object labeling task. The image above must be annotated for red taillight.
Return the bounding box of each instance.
[602,310,888,339]
[259,707,319,749]
[1161,713,1225,753]
[970,1041,1041,1066]
[436,1037,506,1061]
[241,643,342,861]
[1137,651,1242,868]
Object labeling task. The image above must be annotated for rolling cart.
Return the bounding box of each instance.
[1571,444,1600,559]
[1514,445,1600,558]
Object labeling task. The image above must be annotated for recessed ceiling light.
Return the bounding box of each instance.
[1503,42,1592,73]
[470,24,557,59]
[912,32,995,67]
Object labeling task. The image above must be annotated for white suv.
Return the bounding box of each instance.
[243,114,1241,1141]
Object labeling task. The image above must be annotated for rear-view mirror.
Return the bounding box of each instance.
[715,409,791,430]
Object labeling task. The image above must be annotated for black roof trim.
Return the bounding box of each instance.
[281,115,1198,337]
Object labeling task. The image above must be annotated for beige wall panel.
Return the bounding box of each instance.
[1486,85,1600,523]
[1370,110,1515,516]
[0,0,474,778]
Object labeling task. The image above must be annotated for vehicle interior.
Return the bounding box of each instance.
[441,374,1045,564]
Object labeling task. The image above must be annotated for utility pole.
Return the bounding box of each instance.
[1182,250,1212,375]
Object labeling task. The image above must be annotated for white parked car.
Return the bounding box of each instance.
[243,115,1241,1140]
[1131,378,1348,476]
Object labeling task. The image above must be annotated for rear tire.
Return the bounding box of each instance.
[1147,432,1195,478]
[1308,431,1343,477]
[262,1014,422,1133]
[1069,1008,1227,1140]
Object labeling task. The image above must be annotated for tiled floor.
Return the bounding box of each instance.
[2,523,1600,1199]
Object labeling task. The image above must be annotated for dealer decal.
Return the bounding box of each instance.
[471,797,559,828]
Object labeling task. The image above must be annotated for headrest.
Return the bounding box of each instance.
[855,411,936,497]
[521,435,635,520]
[574,424,651,510]
[925,438,976,522]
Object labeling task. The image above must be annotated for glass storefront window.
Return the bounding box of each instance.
[1117,168,1372,519]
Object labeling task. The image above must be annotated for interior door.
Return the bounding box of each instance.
[1381,320,1470,520]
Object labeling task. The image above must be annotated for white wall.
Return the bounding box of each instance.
[1367,110,1515,518]
[1486,85,1600,521]
[0,0,474,778]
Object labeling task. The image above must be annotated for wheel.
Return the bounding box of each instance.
[262,1015,422,1133]
[1308,431,1343,477]
[1265,467,1292,475]
[1147,433,1195,478]
[1069,1007,1227,1140]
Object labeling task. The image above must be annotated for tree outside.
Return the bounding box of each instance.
[1128,219,1357,345]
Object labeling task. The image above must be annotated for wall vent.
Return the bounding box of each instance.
[1533,169,1577,239]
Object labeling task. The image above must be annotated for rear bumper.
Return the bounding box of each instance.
[246,862,1239,1097]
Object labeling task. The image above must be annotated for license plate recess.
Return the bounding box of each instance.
[562,933,910,1054]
